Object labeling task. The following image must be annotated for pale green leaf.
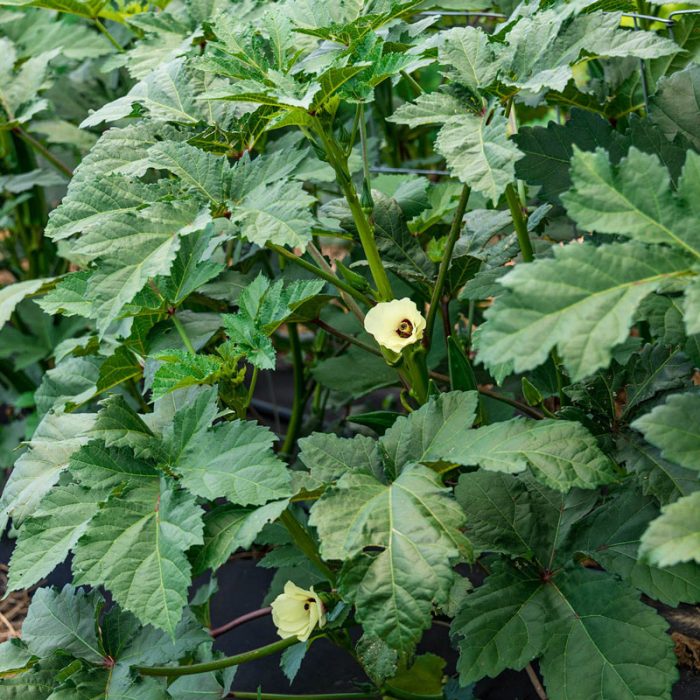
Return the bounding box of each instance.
[174,419,292,506]
[22,585,103,664]
[439,26,498,91]
[474,241,693,381]
[632,392,700,472]
[298,432,382,484]
[0,639,33,675]
[0,411,95,527]
[34,356,99,415]
[389,92,463,127]
[379,391,478,476]
[8,484,105,593]
[639,491,700,567]
[81,58,202,128]
[436,111,521,205]
[562,147,700,258]
[436,418,616,491]
[0,278,50,330]
[37,272,94,318]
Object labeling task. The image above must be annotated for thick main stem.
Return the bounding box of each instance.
[314,125,393,301]
[138,637,297,677]
[505,183,533,263]
[425,184,470,344]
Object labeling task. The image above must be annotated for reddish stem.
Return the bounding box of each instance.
[210,607,272,638]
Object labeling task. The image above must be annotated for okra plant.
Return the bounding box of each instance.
[0,0,699,698]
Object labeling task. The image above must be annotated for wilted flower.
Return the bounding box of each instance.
[364,298,426,353]
[271,581,326,642]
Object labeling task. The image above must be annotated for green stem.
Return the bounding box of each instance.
[425,185,470,344]
[137,637,297,677]
[402,351,429,405]
[505,183,533,263]
[12,128,73,179]
[400,69,424,96]
[127,378,149,413]
[313,319,381,357]
[94,18,124,52]
[307,242,366,321]
[280,323,305,457]
[172,314,196,354]
[246,366,259,408]
[268,244,373,308]
[229,693,377,700]
[359,104,371,186]
[279,509,336,583]
[313,124,393,301]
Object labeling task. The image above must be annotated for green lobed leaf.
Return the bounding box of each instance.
[22,585,104,664]
[378,391,478,476]
[173,418,292,506]
[513,110,626,204]
[90,395,159,459]
[298,432,382,484]
[72,477,204,635]
[8,483,106,593]
[0,639,33,675]
[650,63,700,150]
[69,441,159,490]
[0,278,51,330]
[388,91,463,128]
[572,490,700,606]
[617,434,699,506]
[0,411,95,528]
[435,111,522,205]
[439,26,498,92]
[455,471,542,561]
[639,491,700,567]
[310,464,469,655]
[151,351,222,401]
[474,241,693,381]
[192,499,290,575]
[436,418,616,491]
[452,561,549,684]
[632,392,700,472]
[562,147,700,258]
[540,570,678,700]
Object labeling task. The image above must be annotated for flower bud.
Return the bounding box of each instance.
[364,298,426,353]
[271,581,326,642]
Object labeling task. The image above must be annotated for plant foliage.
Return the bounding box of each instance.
[0,0,698,698]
